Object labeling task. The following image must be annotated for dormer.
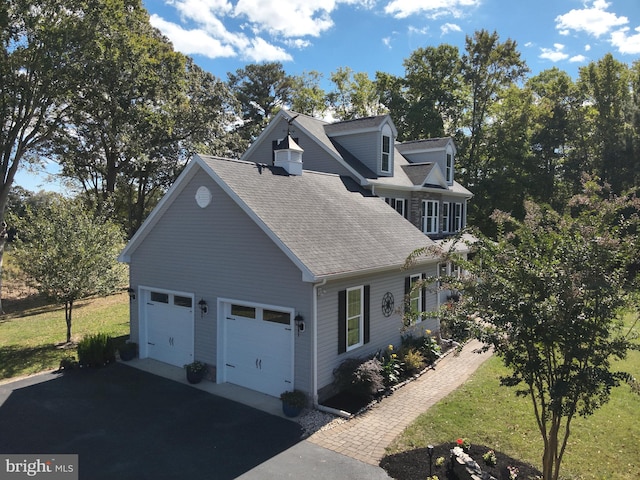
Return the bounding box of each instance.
[396,138,456,186]
[324,115,398,177]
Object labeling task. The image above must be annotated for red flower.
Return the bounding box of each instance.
[457,438,464,445]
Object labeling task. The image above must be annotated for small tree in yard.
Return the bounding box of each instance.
[437,180,640,480]
[11,197,127,343]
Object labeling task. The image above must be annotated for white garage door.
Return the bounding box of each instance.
[144,290,194,368]
[222,303,293,397]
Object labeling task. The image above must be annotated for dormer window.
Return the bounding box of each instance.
[446,152,453,183]
[381,124,393,174]
[381,135,391,173]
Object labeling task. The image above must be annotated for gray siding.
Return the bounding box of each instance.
[332,130,379,174]
[315,263,439,394]
[128,167,314,394]
[247,117,353,177]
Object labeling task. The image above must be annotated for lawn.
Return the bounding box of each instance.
[0,291,130,381]
[384,312,640,480]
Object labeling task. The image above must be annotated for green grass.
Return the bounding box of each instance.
[387,313,640,480]
[0,292,130,380]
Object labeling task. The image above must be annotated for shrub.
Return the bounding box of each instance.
[77,333,116,367]
[400,347,426,375]
[333,357,384,399]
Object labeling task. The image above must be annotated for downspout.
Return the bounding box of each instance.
[312,278,326,407]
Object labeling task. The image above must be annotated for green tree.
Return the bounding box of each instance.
[328,67,385,120]
[577,54,635,193]
[290,70,328,117]
[11,198,127,343]
[227,62,294,141]
[438,181,640,480]
[402,44,464,139]
[0,0,86,312]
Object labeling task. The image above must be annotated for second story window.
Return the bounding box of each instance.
[453,202,463,231]
[446,153,453,183]
[381,134,391,173]
[442,202,450,233]
[422,200,439,235]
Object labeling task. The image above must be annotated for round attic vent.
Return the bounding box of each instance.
[195,186,211,208]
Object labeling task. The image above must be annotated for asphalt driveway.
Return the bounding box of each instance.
[0,363,303,480]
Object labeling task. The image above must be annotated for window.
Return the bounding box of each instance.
[150,292,169,303]
[174,296,192,308]
[446,153,453,183]
[384,197,408,218]
[442,202,450,233]
[381,135,391,173]
[422,200,439,234]
[338,286,370,353]
[263,309,290,325]
[405,274,427,324]
[453,202,463,232]
[231,304,256,319]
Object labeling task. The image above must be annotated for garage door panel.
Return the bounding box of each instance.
[144,291,194,368]
[223,304,293,397]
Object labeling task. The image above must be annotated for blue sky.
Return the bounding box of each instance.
[14,0,640,192]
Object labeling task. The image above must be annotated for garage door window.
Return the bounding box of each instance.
[174,296,192,308]
[150,292,169,303]
[263,309,290,325]
[231,304,256,319]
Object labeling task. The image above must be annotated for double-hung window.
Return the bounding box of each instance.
[338,286,370,353]
[384,197,407,218]
[446,153,453,183]
[422,200,439,234]
[453,202,463,232]
[381,135,391,173]
[442,202,450,234]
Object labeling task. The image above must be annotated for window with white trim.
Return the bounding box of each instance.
[422,200,439,234]
[409,274,423,316]
[384,197,408,218]
[453,202,463,232]
[346,286,364,351]
[381,134,391,173]
[446,153,453,183]
[442,202,450,233]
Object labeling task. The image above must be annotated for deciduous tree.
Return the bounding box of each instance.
[438,181,640,480]
[11,198,127,343]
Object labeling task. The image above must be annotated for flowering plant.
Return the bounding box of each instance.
[456,437,470,451]
[482,449,497,466]
[507,465,519,480]
[184,361,207,374]
[435,456,445,468]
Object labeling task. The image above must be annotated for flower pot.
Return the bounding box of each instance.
[186,370,204,384]
[282,402,303,418]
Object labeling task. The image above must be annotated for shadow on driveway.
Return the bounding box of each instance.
[0,363,302,480]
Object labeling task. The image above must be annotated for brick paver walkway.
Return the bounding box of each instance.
[307,339,493,466]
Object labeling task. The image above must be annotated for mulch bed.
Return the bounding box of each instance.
[380,443,542,480]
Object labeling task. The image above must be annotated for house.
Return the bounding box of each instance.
[118,111,473,404]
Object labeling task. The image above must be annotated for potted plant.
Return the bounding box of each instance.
[118,341,137,361]
[280,389,307,417]
[184,361,207,384]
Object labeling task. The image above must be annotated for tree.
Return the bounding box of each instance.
[437,181,639,480]
[227,62,294,142]
[327,67,385,120]
[290,71,328,117]
[0,0,85,312]
[11,198,127,343]
[402,44,464,139]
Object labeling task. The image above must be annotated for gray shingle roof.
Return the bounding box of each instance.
[199,155,436,280]
[396,138,452,153]
[323,115,389,135]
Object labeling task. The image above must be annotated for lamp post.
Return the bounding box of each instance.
[427,444,434,477]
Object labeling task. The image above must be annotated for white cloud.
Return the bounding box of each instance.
[233,0,335,38]
[570,54,587,63]
[440,23,462,36]
[539,44,569,62]
[408,25,429,35]
[610,26,640,54]
[149,14,236,58]
[384,0,480,19]
[555,0,628,37]
[242,36,293,62]
[585,44,591,51]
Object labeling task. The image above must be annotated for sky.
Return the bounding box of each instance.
[14,0,640,192]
